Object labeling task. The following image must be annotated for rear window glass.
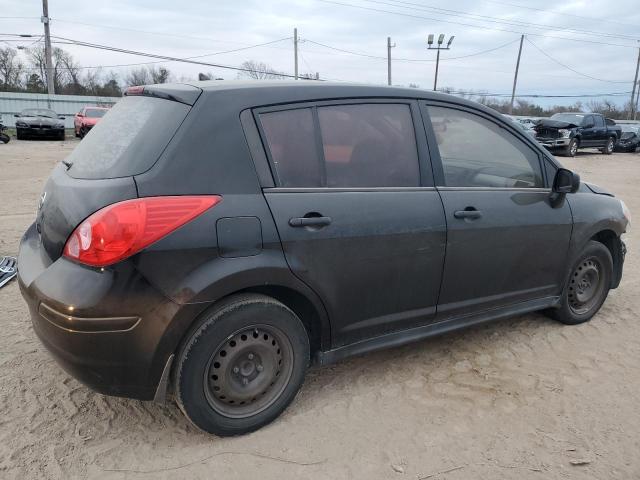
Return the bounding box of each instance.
[317,104,419,187]
[259,103,420,188]
[259,108,322,187]
[67,96,190,179]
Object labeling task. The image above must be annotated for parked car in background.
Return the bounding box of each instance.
[18,82,629,436]
[74,107,109,138]
[0,115,9,144]
[534,112,621,157]
[614,124,640,153]
[14,109,66,140]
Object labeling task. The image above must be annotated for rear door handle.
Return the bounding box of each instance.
[289,216,332,227]
[454,208,482,220]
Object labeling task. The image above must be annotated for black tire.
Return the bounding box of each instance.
[74,128,80,138]
[547,240,612,325]
[79,127,87,139]
[58,131,65,141]
[174,294,310,436]
[0,133,9,144]
[601,137,615,155]
[564,138,578,157]
[16,131,24,140]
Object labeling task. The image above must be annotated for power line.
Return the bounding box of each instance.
[315,0,640,49]
[480,0,638,29]
[360,0,640,43]
[443,88,633,98]
[525,38,630,84]
[12,36,292,71]
[304,37,519,62]
[44,35,312,80]
[51,18,295,53]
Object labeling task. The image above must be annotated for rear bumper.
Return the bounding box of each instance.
[17,223,186,400]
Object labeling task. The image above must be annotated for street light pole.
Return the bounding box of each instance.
[428,34,454,92]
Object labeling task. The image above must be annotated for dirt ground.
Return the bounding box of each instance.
[0,138,638,480]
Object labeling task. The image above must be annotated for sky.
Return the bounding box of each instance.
[3,0,640,107]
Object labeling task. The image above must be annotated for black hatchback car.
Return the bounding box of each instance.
[18,82,629,436]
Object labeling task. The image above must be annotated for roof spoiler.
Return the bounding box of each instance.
[124,84,202,106]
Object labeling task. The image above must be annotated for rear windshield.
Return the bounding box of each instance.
[67,96,190,179]
[550,113,585,125]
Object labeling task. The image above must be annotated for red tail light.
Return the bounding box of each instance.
[63,196,222,267]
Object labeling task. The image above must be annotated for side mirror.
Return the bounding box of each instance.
[553,168,580,194]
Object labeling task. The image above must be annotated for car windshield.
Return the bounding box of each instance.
[551,113,585,125]
[20,109,57,118]
[85,109,107,118]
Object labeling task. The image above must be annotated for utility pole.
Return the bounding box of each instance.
[293,28,299,80]
[428,34,454,92]
[629,46,640,119]
[634,80,640,120]
[509,35,525,115]
[387,36,392,85]
[41,0,55,96]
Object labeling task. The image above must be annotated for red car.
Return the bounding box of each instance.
[74,107,109,138]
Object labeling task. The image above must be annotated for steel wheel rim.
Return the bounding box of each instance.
[568,257,604,315]
[607,139,613,153]
[203,324,294,418]
[571,141,578,155]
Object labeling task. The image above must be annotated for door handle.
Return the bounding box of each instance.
[289,216,332,227]
[453,208,482,220]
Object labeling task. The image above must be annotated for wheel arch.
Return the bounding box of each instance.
[590,229,624,288]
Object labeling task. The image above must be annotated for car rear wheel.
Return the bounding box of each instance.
[547,241,612,325]
[174,294,310,436]
[16,131,24,140]
[602,137,615,155]
[79,127,87,139]
[564,138,578,157]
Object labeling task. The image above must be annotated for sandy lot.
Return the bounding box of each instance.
[0,138,638,480]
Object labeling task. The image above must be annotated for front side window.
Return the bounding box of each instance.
[259,103,420,188]
[428,106,543,188]
[594,115,605,128]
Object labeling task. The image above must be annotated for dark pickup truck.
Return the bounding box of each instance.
[534,112,621,157]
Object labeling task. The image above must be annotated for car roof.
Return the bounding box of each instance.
[160,79,495,113]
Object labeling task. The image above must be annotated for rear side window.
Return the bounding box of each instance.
[259,103,420,188]
[67,96,190,179]
[428,106,543,188]
[317,104,419,187]
[594,115,605,127]
[258,108,322,187]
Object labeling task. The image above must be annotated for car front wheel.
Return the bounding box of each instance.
[174,294,310,436]
[564,138,578,157]
[547,240,612,325]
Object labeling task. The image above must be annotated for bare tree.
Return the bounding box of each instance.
[125,67,151,86]
[125,66,172,86]
[0,47,24,90]
[238,60,285,80]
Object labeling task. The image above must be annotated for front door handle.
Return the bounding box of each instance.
[453,208,482,220]
[289,216,332,227]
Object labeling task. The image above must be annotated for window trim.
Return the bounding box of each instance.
[252,98,433,189]
[420,101,550,190]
